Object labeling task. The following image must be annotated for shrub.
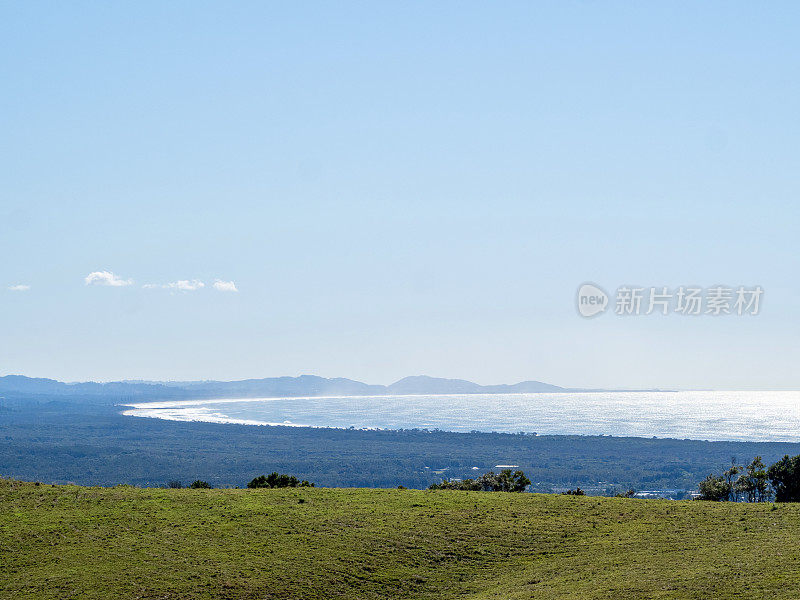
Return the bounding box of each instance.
[429,470,530,492]
[735,456,770,502]
[189,480,211,489]
[768,454,800,502]
[697,474,731,501]
[247,472,314,489]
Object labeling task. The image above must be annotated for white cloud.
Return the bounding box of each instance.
[213,279,238,292]
[168,279,205,291]
[84,271,133,287]
[143,279,205,291]
[8,284,30,292]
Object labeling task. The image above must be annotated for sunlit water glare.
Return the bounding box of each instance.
[121,391,800,442]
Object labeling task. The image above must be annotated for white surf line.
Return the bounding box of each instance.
[121,390,621,410]
[120,407,391,431]
[120,407,313,427]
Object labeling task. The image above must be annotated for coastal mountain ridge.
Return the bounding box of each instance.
[0,373,565,399]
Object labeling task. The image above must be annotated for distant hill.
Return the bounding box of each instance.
[0,375,182,397]
[387,375,564,395]
[0,373,566,399]
[170,375,386,398]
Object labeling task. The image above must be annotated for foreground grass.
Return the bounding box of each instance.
[2,480,799,599]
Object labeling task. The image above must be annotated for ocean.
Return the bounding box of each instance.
[122,390,800,443]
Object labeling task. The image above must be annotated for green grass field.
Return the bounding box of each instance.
[2,479,799,599]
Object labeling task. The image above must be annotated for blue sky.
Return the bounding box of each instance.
[1,2,799,388]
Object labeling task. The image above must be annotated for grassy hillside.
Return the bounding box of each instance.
[2,480,799,599]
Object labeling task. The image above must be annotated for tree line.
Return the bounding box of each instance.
[698,454,800,502]
[162,473,315,490]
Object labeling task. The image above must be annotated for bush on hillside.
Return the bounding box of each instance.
[429,469,530,492]
[767,454,800,502]
[247,472,314,489]
[697,474,731,501]
[736,456,770,502]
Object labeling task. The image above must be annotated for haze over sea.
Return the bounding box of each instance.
[124,391,800,443]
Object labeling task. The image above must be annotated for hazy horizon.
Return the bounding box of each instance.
[3,371,799,392]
